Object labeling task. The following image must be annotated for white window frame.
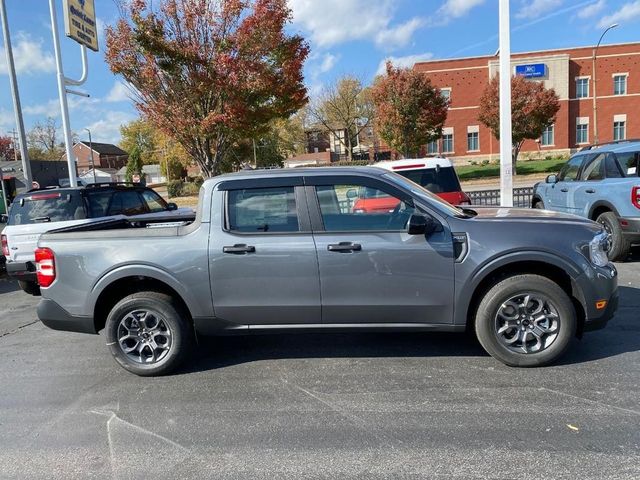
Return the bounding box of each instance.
[466,126,479,152]
[612,73,628,96]
[426,139,439,154]
[541,124,554,147]
[613,117,626,141]
[575,76,590,99]
[440,88,451,101]
[576,117,589,145]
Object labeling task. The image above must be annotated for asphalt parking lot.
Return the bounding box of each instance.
[0,253,638,479]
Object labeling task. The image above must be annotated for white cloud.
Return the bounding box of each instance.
[24,96,100,118]
[577,0,607,19]
[0,32,55,76]
[376,53,434,75]
[83,111,137,144]
[516,0,564,20]
[598,0,640,28]
[319,53,339,74]
[105,81,131,103]
[437,0,486,19]
[290,0,423,50]
[0,109,14,129]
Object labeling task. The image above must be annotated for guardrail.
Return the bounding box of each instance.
[468,187,533,208]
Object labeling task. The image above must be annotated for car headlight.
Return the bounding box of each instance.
[589,231,610,267]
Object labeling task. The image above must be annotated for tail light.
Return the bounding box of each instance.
[1,234,8,257]
[459,192,472,206]
[632,186,640,210]
[35,247,56,288]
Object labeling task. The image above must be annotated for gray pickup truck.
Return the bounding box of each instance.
[36,167,618,376]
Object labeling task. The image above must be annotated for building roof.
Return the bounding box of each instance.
[142,164,161,175]
[79,168,119,176]
[76,141,128,157]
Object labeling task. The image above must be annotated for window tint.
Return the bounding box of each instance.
[582,154,605,181]
[316,184,415,232]
[227,187,298,233]
[605,154,624,178]
[558,155,585,182]
[107,191,147,216]
[85,191,113,217]
[615,152,638,177]
[396,167,461,193]
[141,189,168,213]
[8,191,86,225]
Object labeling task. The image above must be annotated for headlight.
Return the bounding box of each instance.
[589,231,610,267]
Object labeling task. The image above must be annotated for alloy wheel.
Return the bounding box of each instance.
[117,310,172,364]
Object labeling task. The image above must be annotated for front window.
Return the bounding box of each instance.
[614,75,627,95]
[576,78,589,98]
[467,132,479,152]
[141,189,169,213]
[576,123,589,144]
[558,155,587,182]
[442,133,453,153]
[614,121,626,141]
[227,187,299,233]
[107,191,147,216]
[541,125,554,146]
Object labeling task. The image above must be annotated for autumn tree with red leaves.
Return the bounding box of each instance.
[105,0,309,176]
[371,62,449,159]
[0,136,15,161]
[478,75,560,169]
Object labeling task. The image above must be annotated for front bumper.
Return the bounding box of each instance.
[574,264,618,334]
[37,298,96,334]
[6,260,37,282]
[620,217,640,243]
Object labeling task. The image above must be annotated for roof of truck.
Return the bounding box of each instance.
[207,166,388,183]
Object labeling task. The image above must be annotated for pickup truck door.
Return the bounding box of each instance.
[208,178,321,326]
[306,175,455,325]
[547,154,586,212]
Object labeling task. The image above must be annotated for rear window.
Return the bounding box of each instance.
[395,166,461,193]
[7,191,86,226]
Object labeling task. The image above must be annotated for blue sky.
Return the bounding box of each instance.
[1,0,639,145]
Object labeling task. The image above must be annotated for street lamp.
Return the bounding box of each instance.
[84,128,97,184]
[592,23,619,145]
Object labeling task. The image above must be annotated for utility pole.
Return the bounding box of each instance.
[498,0,513,207]
[1,0,32,186]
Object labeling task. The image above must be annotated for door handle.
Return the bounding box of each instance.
[585,189,596,194]
[327,242,362,252]
[223,244,256,254]
[560,188,569,192]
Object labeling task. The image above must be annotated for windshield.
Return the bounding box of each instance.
[394,166,462,193]
[7,191,86,225]
[381,172,467,217]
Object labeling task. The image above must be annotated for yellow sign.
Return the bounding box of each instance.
[63,0,99,52]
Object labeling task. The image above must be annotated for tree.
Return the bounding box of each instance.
[309,76,374,162]
[119,119,158,163]
[0,136,15,161]
[478,75,560,169]
[27,117,65,160]
[125,146,144,182]
[371,62,449,159]
[105,0,309,177]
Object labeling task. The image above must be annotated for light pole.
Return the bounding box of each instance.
[592,23,618,146]
[84,128,96,184]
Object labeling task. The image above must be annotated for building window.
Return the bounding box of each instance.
[614,121,626,141]
[442,133,454,153]
[576,123,589,144]
[576,78,589,98]
[467,132,479,151]
[427,140,438,154]
[441,88,451,101]
[541,125,554,146]
[613,75,627,95]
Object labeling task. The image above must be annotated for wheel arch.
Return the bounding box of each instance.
[588,200,620,221]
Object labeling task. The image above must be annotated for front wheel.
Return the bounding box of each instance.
[532,199,545,209]
[105,292,195,376]
[597,211,630,262]
[475,274,576,367]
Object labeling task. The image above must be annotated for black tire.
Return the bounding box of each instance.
[18,280,40,296]
[532,199,545,209]
[597,211,630,262]
[475,274,576,367]
[105,291,195,376]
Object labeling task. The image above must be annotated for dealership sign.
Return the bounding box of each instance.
[63,0,99,52]
[515,63,546,78]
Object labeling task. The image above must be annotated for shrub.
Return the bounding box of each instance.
[180,182,200,196]
[167,180,184,198]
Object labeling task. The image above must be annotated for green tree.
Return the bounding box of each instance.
[125,146,144,182]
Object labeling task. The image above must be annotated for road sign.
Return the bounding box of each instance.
[132,175,141,183]
[63,0,98,52]
[515,63,546,78]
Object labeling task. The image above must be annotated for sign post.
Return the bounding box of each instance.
[49,0,97,188]
[499,0,513,207]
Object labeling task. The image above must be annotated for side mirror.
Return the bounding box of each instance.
[346,188,358,200]
[0,214,7,224]
[167,202,178,211]
[546,174,558,184]
[408,213,439,236]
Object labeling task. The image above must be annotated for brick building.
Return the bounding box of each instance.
[414,42,640,163]
[62,141,129,173]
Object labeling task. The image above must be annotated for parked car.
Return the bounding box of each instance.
[1,183,194,295]
[532,140,640,261]
[35,167,617,376]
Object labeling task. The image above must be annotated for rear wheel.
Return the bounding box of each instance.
[475,274,576,367]
[597,211,630,262]
[18,280,40,296]
[105,292,195,376]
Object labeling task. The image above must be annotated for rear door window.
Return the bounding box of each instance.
[227,187,299,233]
[395,167,461,193]
[7,191,86,225]
[581,154,605,181]
[107,191,148,216]
[614,152,638,177]
[85,191,114,217]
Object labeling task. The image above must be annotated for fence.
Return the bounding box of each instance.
[468,187,534,208]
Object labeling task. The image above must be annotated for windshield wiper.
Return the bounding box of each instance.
[32,216,51,223]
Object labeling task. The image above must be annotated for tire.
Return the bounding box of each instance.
[105,291,195,376]
[532,199,545,209]
[18,280,40,296]
[475,274,576,367]
[597,211,630,262]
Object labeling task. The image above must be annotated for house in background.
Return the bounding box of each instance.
[63,141,129,174]
[115,164,166,184]
[79,168,120,184]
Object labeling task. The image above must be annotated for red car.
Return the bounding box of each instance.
[351,158,471,213]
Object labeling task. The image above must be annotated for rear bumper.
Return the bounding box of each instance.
[6,260,37,282]
[620,217,640,243]
[37,298,97,334]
